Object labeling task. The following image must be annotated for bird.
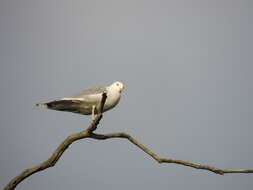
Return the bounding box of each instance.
[36,81,125,120]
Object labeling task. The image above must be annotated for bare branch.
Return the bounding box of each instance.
[90,132,253,175]
[3,93,253,189]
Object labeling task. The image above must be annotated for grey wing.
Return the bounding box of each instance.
[70,86,107,98]
[43,99,93,115]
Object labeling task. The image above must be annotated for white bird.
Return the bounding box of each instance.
[36,81,125,119]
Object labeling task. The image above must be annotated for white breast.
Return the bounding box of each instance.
[103,90,121,112]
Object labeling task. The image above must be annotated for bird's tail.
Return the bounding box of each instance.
[36,103,48,108]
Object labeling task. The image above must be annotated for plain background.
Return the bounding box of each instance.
[0,0,253,189]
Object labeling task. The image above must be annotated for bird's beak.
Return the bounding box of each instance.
[120,87,125,93]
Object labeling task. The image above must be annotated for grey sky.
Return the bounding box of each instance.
[1,0,253,189]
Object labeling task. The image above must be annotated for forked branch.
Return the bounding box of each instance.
[3,92,253,190]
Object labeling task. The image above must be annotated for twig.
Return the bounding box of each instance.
[3,93,253,190]
[87,92,107,132]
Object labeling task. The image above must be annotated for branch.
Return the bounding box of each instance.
[90,132,253,175]
[3,93,253,190]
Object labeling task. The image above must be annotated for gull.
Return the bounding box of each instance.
[36,81,125,120]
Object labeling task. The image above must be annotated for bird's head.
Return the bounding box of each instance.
[110,81,125,93]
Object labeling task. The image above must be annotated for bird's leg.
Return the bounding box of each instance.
[91,105,96,121]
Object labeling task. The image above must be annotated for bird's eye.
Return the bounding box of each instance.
[116,83,119,86]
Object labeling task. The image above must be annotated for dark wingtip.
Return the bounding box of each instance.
[36,103,48,108]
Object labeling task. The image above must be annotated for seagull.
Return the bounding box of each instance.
[36,81,125,119]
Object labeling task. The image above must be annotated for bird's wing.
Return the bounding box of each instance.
[37,86,108,115]
[42,99,93,114]
[70,86,107,98]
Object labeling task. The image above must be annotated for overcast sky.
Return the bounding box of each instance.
[1,0,253,190]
